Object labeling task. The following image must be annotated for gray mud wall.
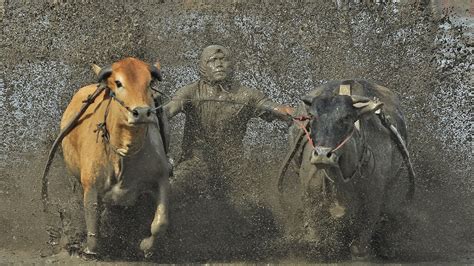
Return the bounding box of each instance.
[0,0,472,262]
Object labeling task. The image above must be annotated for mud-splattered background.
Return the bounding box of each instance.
[0,0,472,263]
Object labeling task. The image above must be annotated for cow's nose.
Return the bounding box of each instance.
[314,146,333,158]
[129,106,153,124]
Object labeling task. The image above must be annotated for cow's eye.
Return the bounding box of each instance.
[115,80,122,88]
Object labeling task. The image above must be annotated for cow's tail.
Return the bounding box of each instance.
[377,112,416,202]
[41,84,106,212]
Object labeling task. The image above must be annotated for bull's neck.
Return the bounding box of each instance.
[104,101,148,157]
[336,129,365,180]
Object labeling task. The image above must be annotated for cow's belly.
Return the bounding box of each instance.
[103,179,157,206]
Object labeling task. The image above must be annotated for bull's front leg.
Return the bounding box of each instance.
[82,183,100,258]
[350,193,383,260]
[139,178,169,258]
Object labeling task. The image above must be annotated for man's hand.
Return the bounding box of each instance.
[280,105,295,116]
[274,105,295,119]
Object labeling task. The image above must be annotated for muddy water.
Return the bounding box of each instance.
[0,1,472,263]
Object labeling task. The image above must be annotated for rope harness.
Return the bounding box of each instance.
[94,89,150,156]
[290,114,355,153]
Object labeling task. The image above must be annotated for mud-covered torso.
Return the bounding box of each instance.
[180,81,267,160]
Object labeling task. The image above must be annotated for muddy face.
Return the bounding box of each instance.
[204,52,231,83]
[199,45,233,85]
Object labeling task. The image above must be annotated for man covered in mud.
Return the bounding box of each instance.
[164,44,294,201]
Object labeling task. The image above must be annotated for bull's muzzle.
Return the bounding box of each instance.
[310,146,338,167]
[128,106,154,125]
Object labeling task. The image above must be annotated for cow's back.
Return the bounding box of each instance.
[61,84,107,177]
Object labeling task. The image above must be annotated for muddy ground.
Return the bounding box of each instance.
[1,0,473,264]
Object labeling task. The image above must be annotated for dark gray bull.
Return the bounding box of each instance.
[279,79,414,259]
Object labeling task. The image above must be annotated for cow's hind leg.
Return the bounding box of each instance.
[139,178,169,258]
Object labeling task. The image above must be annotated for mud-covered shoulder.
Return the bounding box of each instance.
[236,85,266,101]
[357,80,407,139]
[177,81,199,96]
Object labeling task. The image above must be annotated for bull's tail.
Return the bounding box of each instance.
[41,84,106,212]
[377,112,415,202]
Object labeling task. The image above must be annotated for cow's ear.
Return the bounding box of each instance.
[97,65,112,83]
[352,95,383,117]
[301,95,314,106]
[150,61,162,81]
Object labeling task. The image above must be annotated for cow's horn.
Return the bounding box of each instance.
[97,65,112,82]
[91,63,102,76]
[150,61,162,81]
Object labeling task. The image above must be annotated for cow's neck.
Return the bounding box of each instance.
[104,102,148,157]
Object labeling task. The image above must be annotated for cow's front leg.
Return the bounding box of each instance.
[139,179,169,258]
[83,185,99,258]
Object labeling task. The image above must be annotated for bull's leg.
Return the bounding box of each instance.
[350,197,382,260]
[82,184,99,258]
[139,178,169,258]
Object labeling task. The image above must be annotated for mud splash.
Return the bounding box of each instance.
[0,1,472,263]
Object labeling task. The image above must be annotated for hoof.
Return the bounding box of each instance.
[143,250,154,260]
[139,237,155,258]
[350,243,369,261]
[351,254,369,261]
[81,247,99,261]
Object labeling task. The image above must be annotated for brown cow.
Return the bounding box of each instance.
[60,57,170,258]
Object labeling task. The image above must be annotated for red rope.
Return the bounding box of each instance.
[292,115,354,153]
[293,116,314,149]
[332,128,354,152]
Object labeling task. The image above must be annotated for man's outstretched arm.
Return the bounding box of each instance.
[253,92,295,122]
[163,85,194,119]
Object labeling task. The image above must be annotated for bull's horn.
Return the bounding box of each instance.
[150,61,162,81]
[301,95,314,106]
[350,95,372,104]
[352,95,383,115]
[91,63,102,76]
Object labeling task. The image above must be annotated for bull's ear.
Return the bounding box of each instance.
[91,63,102,76]
[150,61,162,81]
[97,65,112,82]
[301,95,314,106]
[352,95,383,117]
